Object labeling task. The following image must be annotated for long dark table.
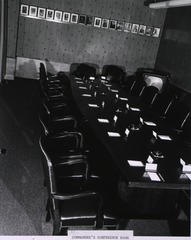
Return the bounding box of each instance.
[70,75,191,190]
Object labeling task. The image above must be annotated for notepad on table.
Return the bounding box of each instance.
[105,83,112,87]
[127,160,144,167]
[98,118,109,123]
[76,81,84,84]
[119,97,128,101]
[107,132,121,137]
[82,94,91,97]
[144,121,156,126]
[75,77,82,80]
[79,86,87,90]
[158,135,172,141]
[88,104,99,108]
[147,172,161,182]
[130,107,140,112]
[110,89,119,93]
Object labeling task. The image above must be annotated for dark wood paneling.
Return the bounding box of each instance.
[155,7,191,93]
[9,0,166,75]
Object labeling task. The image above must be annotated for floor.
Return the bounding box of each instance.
[0,78,189,236]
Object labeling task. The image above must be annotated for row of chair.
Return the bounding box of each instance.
[38,63,120,235]
[72,63,190,142]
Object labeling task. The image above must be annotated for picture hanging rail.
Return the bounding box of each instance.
[20,4,161,38]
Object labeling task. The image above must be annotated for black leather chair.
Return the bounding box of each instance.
[73,63,97,79]
[102,65,126,85]
[139,86,159,106]
[164,99,190,132]
[129,80,146,97]
[39,138,104,234]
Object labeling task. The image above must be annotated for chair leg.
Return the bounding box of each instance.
[46,200,51,222]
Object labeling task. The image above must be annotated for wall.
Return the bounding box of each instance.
[155,7,191,94]
[6,0,166,79]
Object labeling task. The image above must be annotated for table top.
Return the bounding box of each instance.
[70,75,191,190]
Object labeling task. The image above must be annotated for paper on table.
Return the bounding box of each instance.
[144,121,156,126]
[130,107,140,111]
[180,158,186,166]
[75,77,82,80]
[107,132,121,137]
[119,97,128,101]
[145,163,158,172]
[76,81,84,84]
[98,118,109,123]
[79,86,87,89]
[185,173,191,180]
[110,89,119,93]
[147,172,161,182]
[125,128,130,136]
[105,83,112,87]
[147,155,154,163]
[82,94,91,97]
[158,135,172,141]
[182,165,191,173]
[88,104,99,108]
[127,160,144,167]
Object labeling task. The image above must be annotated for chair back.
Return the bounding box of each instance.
[139,86,159,105]
[74,63,96,78]
[102,65,125,84]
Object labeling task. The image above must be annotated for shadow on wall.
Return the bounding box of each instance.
[16,59,39,79]
[45,58,57,75]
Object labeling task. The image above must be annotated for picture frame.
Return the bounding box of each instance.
[54,10,62,21]
[131,23,139,34]
[101,19,109,29]
[86,16,94,26]
[20,4,29,15]
[153,27,160,37]
[146,26,153,36]
[46,9,54,20]
[116,21,124,31]
[109,20,117,30]
[62,12,70,22]
[71,13,78,23]
[37,7,46,18]
[79,15,87,25]
[138,25,146,35]
[94,17,102,28]
[29,6,37,17]
[124,22,132,32]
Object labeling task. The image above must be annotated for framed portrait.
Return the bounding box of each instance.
[124,22,132,32]
[20,4,29,15]
[138,25,146,35]
[71,13,78,23]
[116,21,124,31]
[131,24,139,34]
[101,19,109,29]
[46,9,54,20]
[54,11,62,21]
[62,12,70,22]
[37,8,46,18]
[109,20,117,30]
[29,6,37,17]
[153,27,160,37]
[79,15,87,25]
[86,16,94,26]
[146,26,153,36]
[94,17,102,28]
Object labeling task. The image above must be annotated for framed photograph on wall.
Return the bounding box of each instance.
[94,17,102,27]
[101,19,109,29]
[79,15,87,25]
[109,20,117,30]
[146,26,153,36]
[62,12,70,22]
[124,22,132,32]
[20,4,29,15]
[29,6,37,17]
[37,8,46,18]
[86,16,94,26]
[46,9,54,20]
[153,27,160,37]
[116,21,124,31]
[54,10,62,21]
[71,13,78,23]
[131,23,139,34]
[138,25,146,35]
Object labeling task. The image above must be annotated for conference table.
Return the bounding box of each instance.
[70,75,191,191]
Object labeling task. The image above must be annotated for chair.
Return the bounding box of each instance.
[102,65,126,85]
[129,79,146,97]
[164,99,190,132]
[39,137,104,234]
[139,86,159,106]
[73,63,96,79]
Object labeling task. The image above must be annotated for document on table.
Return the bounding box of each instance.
[79,86,87,90]
[88,104,99,108]
[119,97,128,101]
[107,132,121,137]
[130,107,140,112]
[82,94,91,97]
[147,172,162,182]
[144,121,156,126]
[158,135,172,140]
[127,160,144,167]
[98,118,109,123]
